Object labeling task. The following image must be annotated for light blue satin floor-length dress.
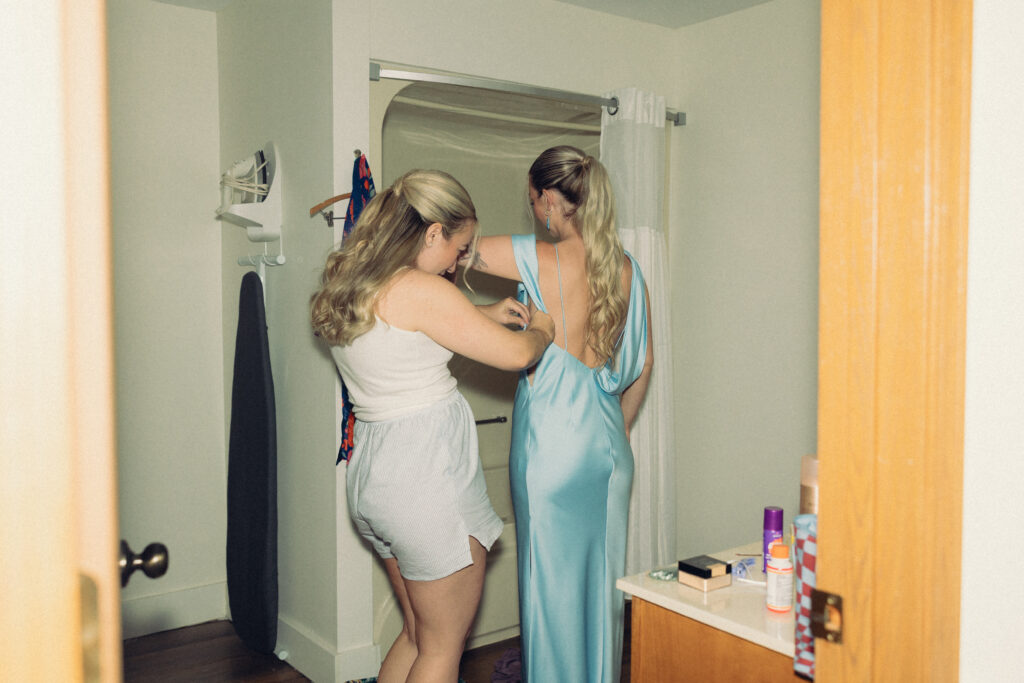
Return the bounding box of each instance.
[509,235,649,683]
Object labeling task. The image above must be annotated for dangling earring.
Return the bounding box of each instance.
[545,209,551,232]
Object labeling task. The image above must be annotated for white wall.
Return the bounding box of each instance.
[331,2,380,679]
[670,0,820,557]
[216,2,372,680]
[108,0,227,637]
[368,0,677,98]
[961,1,1024,680]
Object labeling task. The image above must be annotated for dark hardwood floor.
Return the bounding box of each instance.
[123,602,631,682]
[123,620,308,682]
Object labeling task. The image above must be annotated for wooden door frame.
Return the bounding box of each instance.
[818,1,971,680]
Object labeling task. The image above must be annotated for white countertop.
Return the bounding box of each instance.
[616,541,796,657]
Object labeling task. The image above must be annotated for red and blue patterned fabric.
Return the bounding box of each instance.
[793,513,818,680]
[336,382,356,465]
[343,153,376,238]
[337,154,376,464]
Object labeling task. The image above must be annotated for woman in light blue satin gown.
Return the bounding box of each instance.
[471,146,654,683]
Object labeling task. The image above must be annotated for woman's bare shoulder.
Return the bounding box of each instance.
[386,268,456,301]
[378,269,456,322]
[619,252,636,299]
[534,239,556,258]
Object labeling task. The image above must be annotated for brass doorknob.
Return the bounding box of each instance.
[119,540,168,587]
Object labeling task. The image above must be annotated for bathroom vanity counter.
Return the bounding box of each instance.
[617,542,799,682]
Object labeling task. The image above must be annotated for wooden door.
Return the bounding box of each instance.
[0,1,122,681]
[818,1,971,680]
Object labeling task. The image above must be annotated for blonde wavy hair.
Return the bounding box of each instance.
[311,169,477,346]
[529,145,626,364]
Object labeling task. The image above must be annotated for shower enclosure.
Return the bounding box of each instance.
[368,76,601,650]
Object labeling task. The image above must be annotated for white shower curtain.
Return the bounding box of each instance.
[601,87,677,576]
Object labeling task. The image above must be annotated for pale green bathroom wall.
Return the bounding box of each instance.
[217,1,354,679]
[109,0,227,636]
[670,0,820,558]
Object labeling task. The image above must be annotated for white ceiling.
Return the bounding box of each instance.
[158,0,775,28]
[551,0,775,28]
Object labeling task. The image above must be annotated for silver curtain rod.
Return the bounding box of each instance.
[370,62,686,127]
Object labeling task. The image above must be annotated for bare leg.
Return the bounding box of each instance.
[404,537,487,683]
[378,557,418,683]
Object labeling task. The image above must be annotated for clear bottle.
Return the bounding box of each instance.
[765,543,794,613]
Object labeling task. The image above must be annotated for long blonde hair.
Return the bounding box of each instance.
[311,169,477,345]
[529,145,626,363]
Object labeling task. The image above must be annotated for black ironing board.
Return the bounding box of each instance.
[226,271,278,654]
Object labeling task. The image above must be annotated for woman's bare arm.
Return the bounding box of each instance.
[466,235,522,281]
[476,297,531,328]
[382,270,553,371]
[621,284,655,439]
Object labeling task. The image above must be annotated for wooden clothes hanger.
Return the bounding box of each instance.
[309,149,363,226]
[309,192,350,226]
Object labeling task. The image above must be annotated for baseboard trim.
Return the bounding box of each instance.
[121,582,227,639]
[276,615,380,683]
[467,624,520,651]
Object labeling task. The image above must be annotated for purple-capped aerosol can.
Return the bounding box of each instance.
[763,506,783,572]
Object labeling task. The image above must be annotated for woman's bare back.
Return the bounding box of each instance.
[534,237,632,369]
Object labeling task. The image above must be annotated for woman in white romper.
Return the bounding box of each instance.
[311,169,554,683]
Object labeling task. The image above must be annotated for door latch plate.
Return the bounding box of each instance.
[810,588,843,643]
